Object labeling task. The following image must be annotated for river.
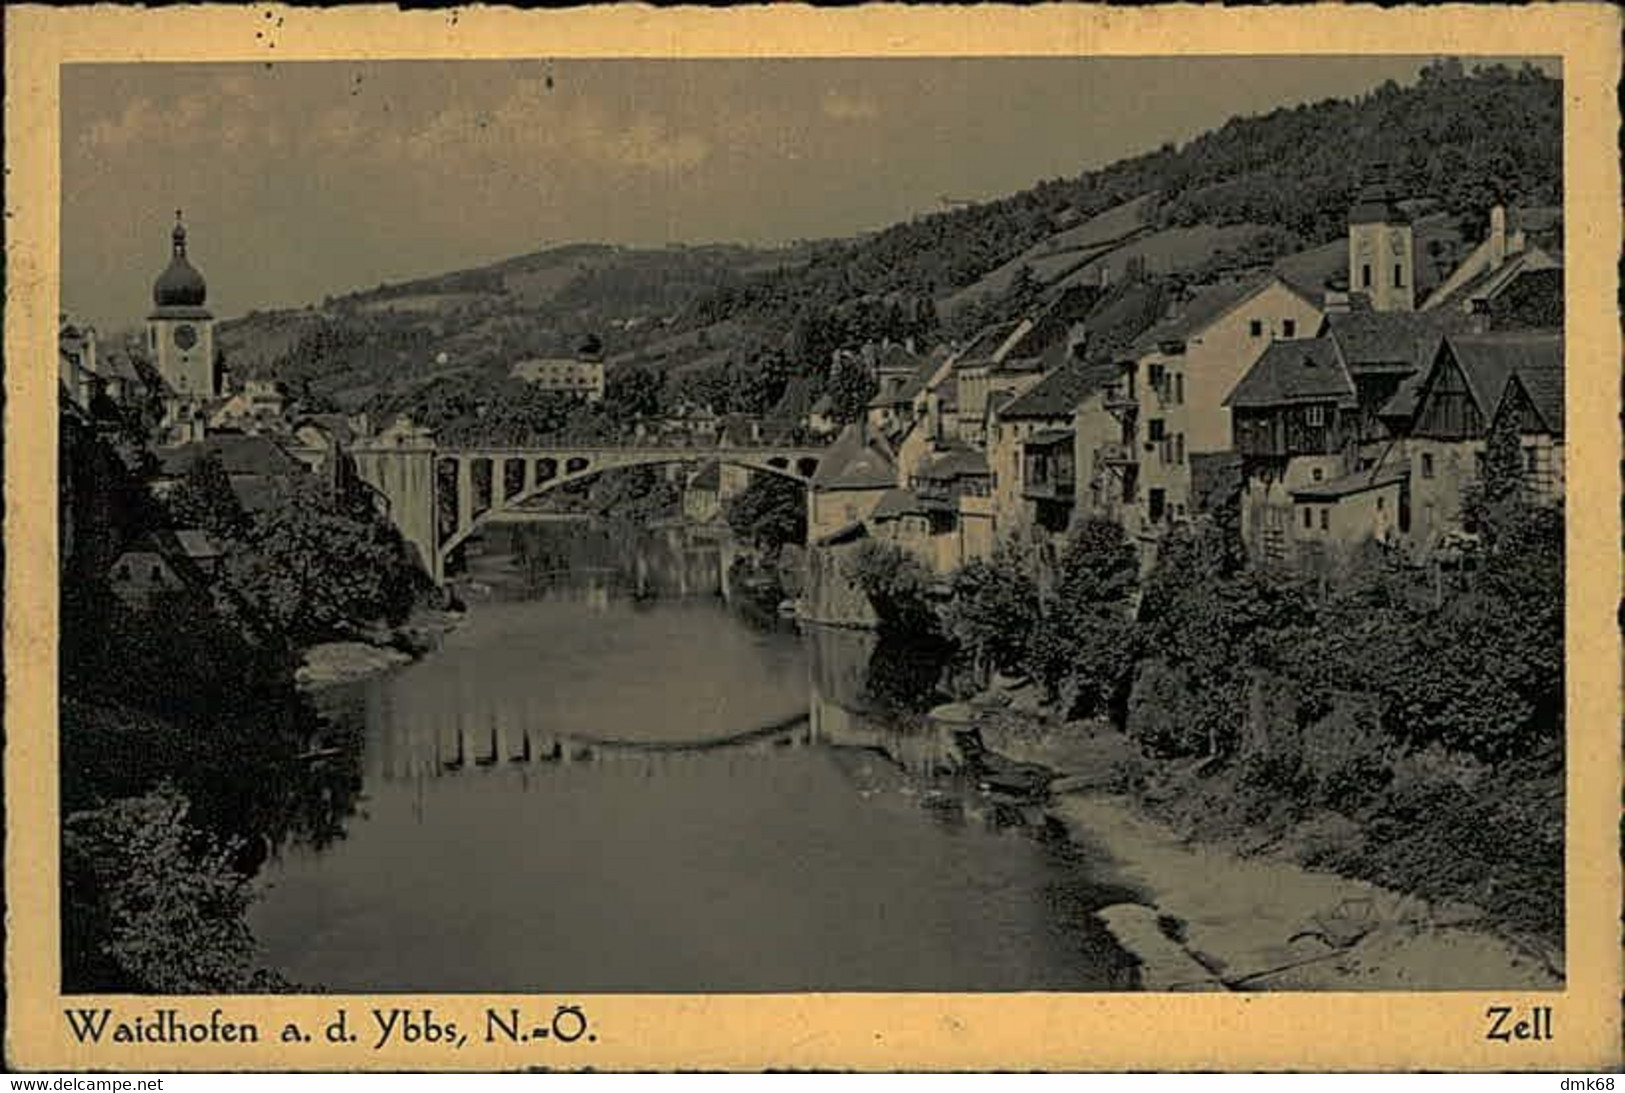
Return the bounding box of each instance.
[249,522,1139,992]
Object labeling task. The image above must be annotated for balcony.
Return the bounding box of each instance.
[1023,478,1075,503]
[1097,441,1138,466]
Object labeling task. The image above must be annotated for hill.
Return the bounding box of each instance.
[229,57,1560,426]
[216,241,815,404]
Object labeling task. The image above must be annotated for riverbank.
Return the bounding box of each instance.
[296,606,465,690]
[962,707,1562,991]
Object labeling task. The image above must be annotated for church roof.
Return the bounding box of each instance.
[152,213,209,313]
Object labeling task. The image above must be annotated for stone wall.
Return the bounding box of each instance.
[803,541,880,628]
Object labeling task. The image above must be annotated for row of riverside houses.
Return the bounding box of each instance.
[804,165,1563,593]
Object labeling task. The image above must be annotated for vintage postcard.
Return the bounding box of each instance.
[5,3,1621,1073]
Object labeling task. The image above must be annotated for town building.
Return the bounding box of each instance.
[988,355,1115,544]
[806,424,898,545]
[682,462,724,524]
[1107,273,1323,554]
[1400,331,1563,550]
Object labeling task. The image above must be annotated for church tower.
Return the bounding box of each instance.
[147,210,216,399]
[1347,166,1415,313]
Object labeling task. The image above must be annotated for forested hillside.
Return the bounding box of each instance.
[227,58,1559,427]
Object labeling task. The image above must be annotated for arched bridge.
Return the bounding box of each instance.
[352,437,826,584]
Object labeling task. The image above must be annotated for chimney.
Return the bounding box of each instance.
[1488,204,1508,271]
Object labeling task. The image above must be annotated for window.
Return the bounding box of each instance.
[1377,495,1385,511]
[1524,449,1539,474]
[1305,405,1325,427]
[1393,264,1405,288]
[1320,508,1329,531]
[1361,264,1373,288]
[1302,506,1313,529]
[1282,319,1296,339]
[1174,434,1185,464]
[1173,373,1184,405]
[149,565,165,583]
[1148,488,1166,524]
[1148,418,1165,442]
[1249,320,1263,338]
[1147,363,1165,389]
[1421,453,1435,479]
[114,564,131,581]
[1312,467,1324,482]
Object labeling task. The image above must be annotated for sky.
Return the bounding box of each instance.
[61,56,1557,332]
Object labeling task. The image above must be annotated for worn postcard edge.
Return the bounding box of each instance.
[5,2,1621,1072]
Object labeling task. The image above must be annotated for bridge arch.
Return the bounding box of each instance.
[434,447,823,566]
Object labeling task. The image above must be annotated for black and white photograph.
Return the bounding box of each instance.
[53,51,1571,999]
[12,5,1620,1071]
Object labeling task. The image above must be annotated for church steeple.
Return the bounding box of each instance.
[147,209,216,401]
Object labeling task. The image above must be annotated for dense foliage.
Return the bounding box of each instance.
[724,474,807,553]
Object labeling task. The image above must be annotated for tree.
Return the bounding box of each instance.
[62,786,283,993]
[826,355,877,425]
[604,364,665,421]
[224,478,420,644]
[724,474,806,553]
[944,558,1040,683]
[845,539,937,637]
[166,453,248,539]
[1028,519,1141,717]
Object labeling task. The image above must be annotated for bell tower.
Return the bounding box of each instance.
[147,210,216,399]
[1347,166,1415,313]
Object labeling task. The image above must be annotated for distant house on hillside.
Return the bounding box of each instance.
[511,336,607,402]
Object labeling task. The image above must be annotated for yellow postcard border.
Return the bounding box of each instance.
[6,3,1621,1072]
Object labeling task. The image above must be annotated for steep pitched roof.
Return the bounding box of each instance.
[1448,332,1565,435]
[1323,307,1473,372]
[869,487,950,521]
[1225,337,1357,409]
[1428,245,1563,313]
[1128,274,1318,358]
[809,423,896,490]
[997,360,1118,420]
[954,320,1024,370]
[158,435,303,479]
[917,447,990,481]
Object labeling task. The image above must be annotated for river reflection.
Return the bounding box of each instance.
[251,523,1138,992]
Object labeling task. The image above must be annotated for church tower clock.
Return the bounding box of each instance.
[147,210,216,399]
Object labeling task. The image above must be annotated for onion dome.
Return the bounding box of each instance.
[152,210,208,310]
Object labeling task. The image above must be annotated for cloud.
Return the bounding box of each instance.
[80,87,243,155]
[821,89,880,122]
[354,79,713,174]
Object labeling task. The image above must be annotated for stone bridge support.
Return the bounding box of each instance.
[353,433,443,585]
